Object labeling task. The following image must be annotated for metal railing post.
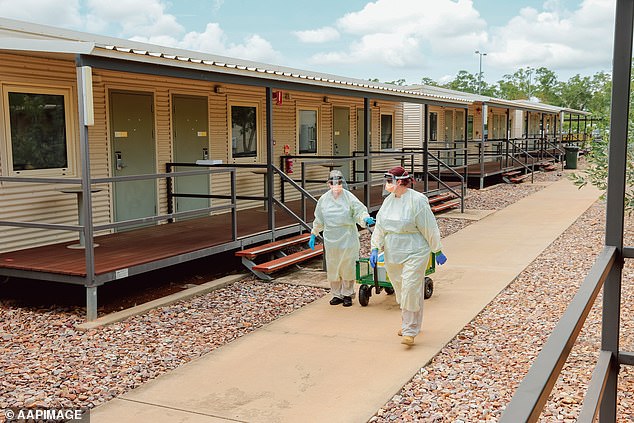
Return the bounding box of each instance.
[600,0,633,419]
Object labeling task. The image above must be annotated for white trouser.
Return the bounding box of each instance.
[330,280,355,298]
[400,282,424,337]
[385,257,426,337]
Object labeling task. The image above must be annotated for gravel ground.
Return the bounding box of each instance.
[370,171,634,420]
[4,161,629,421]
[0,281,326,413]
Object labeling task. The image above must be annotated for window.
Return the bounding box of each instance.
[4,88,73,174]
[429,112,438,141]
[230,104,258,159]
[467,115,474,140]
[454,110,465,141]
[298,109,317,154]
[380,114,393,149]
[492,114,507,139]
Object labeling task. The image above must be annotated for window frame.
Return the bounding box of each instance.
[2,84,77,177]
[228,99,261,163]
[429,112,438,141]
[380,113,394,150]
[297,107,319,155]
[467,114,474,141]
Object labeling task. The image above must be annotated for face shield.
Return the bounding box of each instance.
[382,172,410,196]
[327,169,348,193]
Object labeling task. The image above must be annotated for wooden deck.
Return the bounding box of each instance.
[439,156,558,179]
[0,181,460,282]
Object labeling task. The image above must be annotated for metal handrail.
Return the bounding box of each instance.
[0,167,233,234]
[506,139,536,183]
[543,139,566,170]
[500,246,617,422]
[425,151,466,213]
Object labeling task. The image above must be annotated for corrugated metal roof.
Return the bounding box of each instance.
[513,100,591,116]
[406,84,590,116]
[0,17,470,105]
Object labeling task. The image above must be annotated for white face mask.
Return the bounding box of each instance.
[384,182,396,193]
[329,180,343,194]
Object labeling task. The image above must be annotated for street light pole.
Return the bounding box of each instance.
[526,66,534,99]
[475,50,487,94]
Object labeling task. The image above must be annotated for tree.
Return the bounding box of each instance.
[532,67,561,105]
[570,68,634,211]
[420,77,438,86]
[560,74,593,110]
[497,67,535,100]
[442,70,479,94]
[586,71,612,122]
[385,78,406,86]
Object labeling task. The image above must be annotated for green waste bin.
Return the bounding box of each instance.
[564,145,580,169]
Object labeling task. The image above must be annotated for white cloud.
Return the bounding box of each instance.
[488,0,615,72]
[134,22,281,63]
[86,0,279,63]
[294,27,339,43]
[85,0,184,38]
[313,32,423,67]
[0,0,83,28]
[310,0,487,68]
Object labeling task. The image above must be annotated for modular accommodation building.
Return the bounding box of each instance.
[0,18,471,320]
[403,85,589,188]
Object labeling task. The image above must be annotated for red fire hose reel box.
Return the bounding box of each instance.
[283,144,293,173]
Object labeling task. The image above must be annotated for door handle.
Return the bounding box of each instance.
[334,143,339,155]
[202,147,209,160]
[115,151,126,170]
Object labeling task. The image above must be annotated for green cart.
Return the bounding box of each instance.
[355,252,435,307]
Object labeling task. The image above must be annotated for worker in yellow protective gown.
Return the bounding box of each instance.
[370,166,447,346]
[309,170,374,307]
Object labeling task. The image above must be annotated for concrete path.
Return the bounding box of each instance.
[91,178,602,423]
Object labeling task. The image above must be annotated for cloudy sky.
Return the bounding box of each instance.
[0,0,616,85]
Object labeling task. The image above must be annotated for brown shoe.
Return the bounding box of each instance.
[397,329,402,336]
[401,336,415,346]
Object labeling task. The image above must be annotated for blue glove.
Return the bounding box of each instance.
[364,216,375,226]
[308,234,316,250]
[435,251,447,265]
[369,249,379,268]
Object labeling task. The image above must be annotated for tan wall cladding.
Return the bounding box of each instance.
[0,52,405,252]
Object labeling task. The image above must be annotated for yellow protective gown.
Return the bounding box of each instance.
[370,189,442,312]
[311,189,370,282]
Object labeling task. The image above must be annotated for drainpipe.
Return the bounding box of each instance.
[505,109,510,168]
[266,87,275,240]
[480,102,486,189]
[75,59,97,322]
[423,103,429,193]
[462,105,467,212]
[364,98,371,207]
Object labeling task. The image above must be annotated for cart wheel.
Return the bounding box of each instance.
[384,287,395,295]
[359,284,371,306]
[424,277,434,299]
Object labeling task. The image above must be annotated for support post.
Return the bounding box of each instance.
[86,286,98,322]
[75,58,97,322]
[600,0,633,420]
[423,104,429,193]
[363,98,371,207]
[266,87,275,240]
